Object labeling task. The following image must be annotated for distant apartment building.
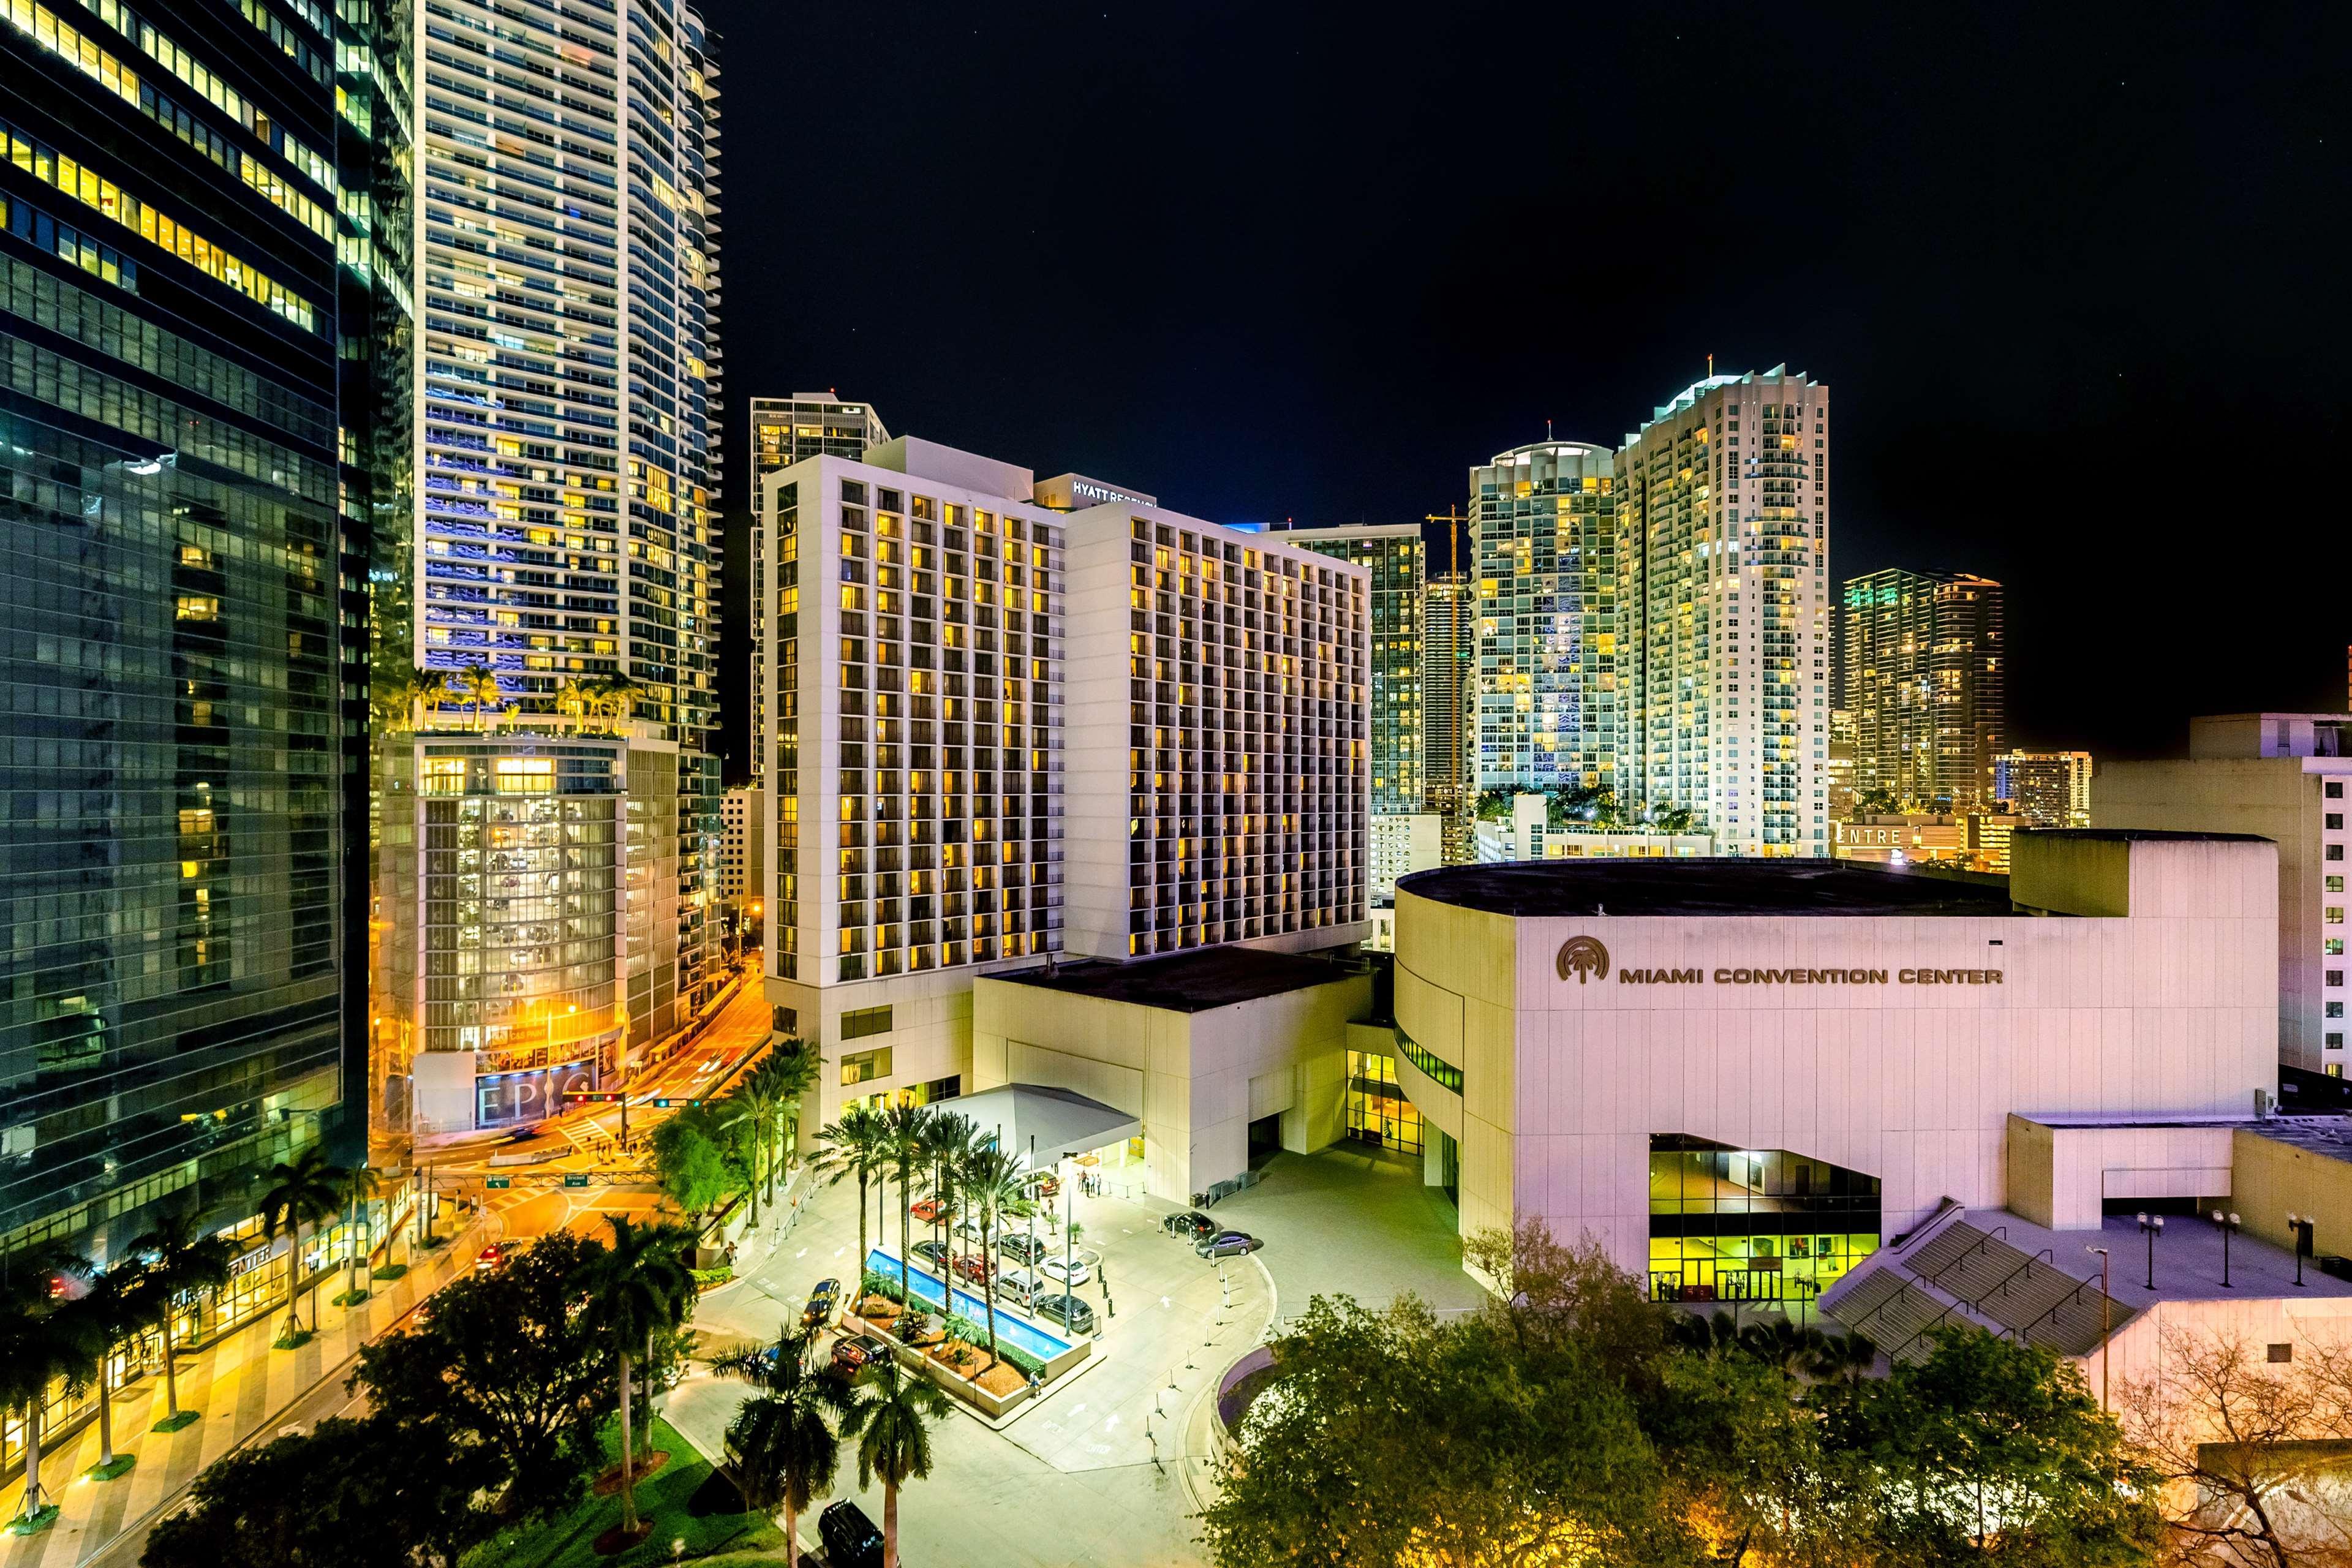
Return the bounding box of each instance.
[1841,570,2006,810]
[1371,813,1444,900]
[1280,524,1425,816]
[1994,750,2093,827]
[747,396,890,785]
[1827,709,1858,820]
[760,437,1371,1127]
[1469,442,1621,795]
[2094,714,2352,1078]
[1423,573,1478,861]
[720,783,763,919]
[1618,369,1833,856]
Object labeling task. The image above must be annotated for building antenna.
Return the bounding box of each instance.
[1546,417,1554,441]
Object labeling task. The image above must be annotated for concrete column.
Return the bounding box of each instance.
[1282,1047,1346,1156]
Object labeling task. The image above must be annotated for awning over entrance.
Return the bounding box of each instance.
[953,1082,1140,1169]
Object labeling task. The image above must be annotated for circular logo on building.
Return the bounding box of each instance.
[1556,935,1610,985]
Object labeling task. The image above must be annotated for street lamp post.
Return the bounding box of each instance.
[2136,1211,2163,1290]
[2287,1212,2313,1287]
[2212,1210,2241,1288]
[2085,1245,2111,1411]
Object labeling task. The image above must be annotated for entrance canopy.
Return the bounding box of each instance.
[952,1083,1140,1170]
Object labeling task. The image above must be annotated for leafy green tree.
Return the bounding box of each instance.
[839,1354,953,1568]
[1551,781,1621,830]
[138,1416,481,1568]
[126,1204,235,1425]
[0,1246,99,1522]
[257,1145,345,1340]
[1824,1325,2162,1565]
[1473,786,1518,821]
[813,1103,891,1270]
[582,1215,697,1539]
[710,1327,851,1553]
[352,1229,610,1521]
[1855,785,1901,817]
[649,1104,734,1222]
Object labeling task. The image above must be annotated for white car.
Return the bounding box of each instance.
[1039,1254,1092,1288]
[954,1216,990,1243]
[995,1267,1046,1308]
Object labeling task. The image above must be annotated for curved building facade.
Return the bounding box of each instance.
[1392,831,2278,1303]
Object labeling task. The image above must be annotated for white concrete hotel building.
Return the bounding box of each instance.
[760,436,1372,1150]
[1391,829,2278,1303]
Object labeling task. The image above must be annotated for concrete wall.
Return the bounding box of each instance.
[1393,835,2279,1280]
[2232,1128,2352,1262]
[972,970,1368,1203]
[2004,1115,2236,1231]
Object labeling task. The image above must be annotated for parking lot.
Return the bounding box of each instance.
[668,1137,1479,1565]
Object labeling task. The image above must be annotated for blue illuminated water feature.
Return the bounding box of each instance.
[865,1248,1074,1362]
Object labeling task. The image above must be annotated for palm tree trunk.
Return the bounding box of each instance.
[856,1172,869,1269]
[642,1327,657,1457]
[616,1347,637,1533]
[160,1316,181,1419]
[883,1480,899,1568]
[19,1403,42,1519]
[94,1354,113,1466]
[284,1226,303,1338]
[783,1500,799,1564]
[897,1162,912,1305]
[981,1215,1001,1372]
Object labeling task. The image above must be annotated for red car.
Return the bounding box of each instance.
[474,1243,511,1273]
[829,1334,892,1376]
[951,1251,995,1286]
[910,1197,952,1224]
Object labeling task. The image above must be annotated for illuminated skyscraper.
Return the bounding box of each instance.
[1468,442,1621,794]
[747,396,888,785]
[1618,368,1832,856]
[1278,524,1423,815]
[1423,573,1478,861]
[1,0,363,1261]
[1994,750,2093,827]
[1841,570,2006,810]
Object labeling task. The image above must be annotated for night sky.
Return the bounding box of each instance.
[707,2,2349,778]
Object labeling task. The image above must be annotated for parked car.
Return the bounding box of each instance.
[1163,1210,1217,1241]
[910,1197,951,1224]
[954,1215,991,1243]
[819,1501,886,1568]
[911,1239,952,1271]
[1033,1292,1097,1336]
[1030,1174,1060,1200]
[1197,1231,1262,1259]
[829,1334,892,1376]
[802,1278,840,1328]
[1039,1254,1092,1288]
[995,1267,1045,1308]
[951,1251,996,1286]
[997,1233,1049,1266]
[474,1242,512,1273]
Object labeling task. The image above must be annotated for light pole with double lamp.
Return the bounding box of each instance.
[2287,1212,2315,1287]
[2136,1211,2163,1289]
[2212,1209,2242,1288]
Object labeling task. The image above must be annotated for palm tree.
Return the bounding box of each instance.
[721,1073,783,1229]
[450,662,501,732]
[957,1147,1028,1373]
[812,1104,891,1276]
[880,1104,932,1305]
[916,1112,972,1259]
[370,664,435,733]
[1808,1327,1879,1384]
[709,1327,850,1555]
[338,1166,384,1302]
[257,1146,345,1341]
[74,1265,147,1474]
[555,676,592,729]
[839,1354,952,1568]
[755,1044,818,1205]
[0,1246,99,1523]
[124,1205,234,1427]
[1737,1317,1826,1379]
[583,1215,696,1539]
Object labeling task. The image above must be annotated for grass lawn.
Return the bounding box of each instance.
[463,1417,782,1568]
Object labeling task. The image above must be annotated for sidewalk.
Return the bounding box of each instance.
[1,1211,503,1568]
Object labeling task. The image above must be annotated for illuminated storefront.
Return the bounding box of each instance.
[1646,1135,1879,1311]
[1345,1049,1423,1155]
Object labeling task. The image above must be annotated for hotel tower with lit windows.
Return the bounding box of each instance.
[760,436,1372,1131]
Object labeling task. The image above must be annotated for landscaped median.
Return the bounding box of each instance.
[843,1252,1091,1420]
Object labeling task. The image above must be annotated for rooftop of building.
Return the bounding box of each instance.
[989,945,1365,1012]
[2247,1115,2352,1164]
[1986,1207,2352,1308]
[1397,858,2027,918]
[2019,827,2272,843]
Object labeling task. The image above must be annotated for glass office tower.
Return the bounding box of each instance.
[1,0,353,1260]
[1278,523,1425,817]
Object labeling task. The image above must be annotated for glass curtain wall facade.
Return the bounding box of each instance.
[1280,524,1423,816]
[1,0,350,1259]
[1423,573,1476,862]
[1841,569,2007,811]
[1469,442,1619,795]
[1648,1134,1879,1313]
[410,0,724,1061]
[1344,1048,1423,1155]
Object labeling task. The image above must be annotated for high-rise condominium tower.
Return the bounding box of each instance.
[1841,570,2006,809]
[1618,369,1831,856]
[1468,442,1621,794]
[2,0,374,1262]
[1278,524,1423,816]
[1423,574,1478,861]
[746,396,888,785]
[385,0,724,1133]
[761,437,1369,1126]
[1993,750,2092,827]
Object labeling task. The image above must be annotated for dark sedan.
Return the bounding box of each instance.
[1033,1291,1096,1336]
[1162,1210,1217,1241]
[1196,1230,1262,1259]
[829,1334,892,1376]
[801,1278,840,1328]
